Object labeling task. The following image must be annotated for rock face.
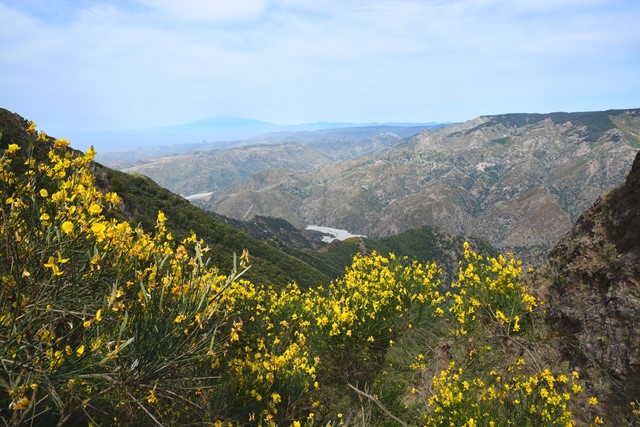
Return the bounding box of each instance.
[530,149,640,407]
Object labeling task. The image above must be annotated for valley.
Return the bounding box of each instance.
[107,109,640,264]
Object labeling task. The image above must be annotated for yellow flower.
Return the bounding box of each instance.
[105,192,120,204]
[44,256,63,276]
[513,315,521,332]
[54,138,69,149]
[495,309,509,326]
[85,146,96,160]
[76,345,85,356]
[39,189,48,198]
[95,309,103,322]
[240,248,250,267]
[88,203,102,215]
[9,396,29,410]
[589,396,598,405]
[6,143,20,156]
[61,221,74,235]
[91,222,106,240]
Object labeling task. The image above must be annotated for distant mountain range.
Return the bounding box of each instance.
[110,108,640,264]
[84,117,444,156]
[103,124,442,196]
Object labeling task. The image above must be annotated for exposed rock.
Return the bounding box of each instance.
[528,149,640,411]
[0,109,32,149]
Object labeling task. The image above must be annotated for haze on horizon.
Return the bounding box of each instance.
[1,0,639,152]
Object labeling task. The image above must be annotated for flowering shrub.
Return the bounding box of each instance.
[424,360,589,427]
[304,253,441,386]
[211,280,319,425]
[445,242,538,337]
[405,243,602,427]
[0,125,244,425]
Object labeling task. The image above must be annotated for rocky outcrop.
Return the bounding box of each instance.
[529,149,640,409]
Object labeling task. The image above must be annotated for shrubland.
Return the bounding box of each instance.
[1,124,606,425]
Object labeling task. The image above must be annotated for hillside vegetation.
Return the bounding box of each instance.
[100,167,331,288]
[208,213,497,280]
[292,226,497,282]
[0,115,618,426]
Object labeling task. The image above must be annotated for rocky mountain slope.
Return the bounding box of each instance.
[116,143,333,197]
[204,109,640,263]
[528,148,640,418]
[107,125,436,198]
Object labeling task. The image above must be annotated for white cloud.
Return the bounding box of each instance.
[134,0,268,23]
[1,0,639,146]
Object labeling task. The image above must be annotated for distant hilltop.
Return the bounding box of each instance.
[71,116,448,153]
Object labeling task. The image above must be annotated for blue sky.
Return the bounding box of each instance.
[1,0,639,151]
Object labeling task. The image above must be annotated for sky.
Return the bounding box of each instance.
[1,0,639,151]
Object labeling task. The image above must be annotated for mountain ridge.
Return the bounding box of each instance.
[97,124,439,168]
[109,125,438,198]
[204,108,640,263]
[86,118,444,154]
